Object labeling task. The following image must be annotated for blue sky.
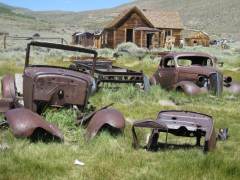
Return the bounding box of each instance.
[0,0,132,11]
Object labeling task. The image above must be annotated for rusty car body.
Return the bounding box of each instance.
[150,52,240,96]
[132,110,216,152]
[69,57,150,91]
[0,41,125,141]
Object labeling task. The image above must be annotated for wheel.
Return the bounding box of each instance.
[1,75,17,99]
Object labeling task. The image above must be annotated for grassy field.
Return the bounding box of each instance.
[0,46,240,179]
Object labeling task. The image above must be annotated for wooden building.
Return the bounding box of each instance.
[96,6,184,49]
[183,29,210,47]
[72,32,94,47]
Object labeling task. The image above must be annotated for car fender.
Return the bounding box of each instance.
[5,108,64,142]
[174,81,206,95]
[85,108,125,140]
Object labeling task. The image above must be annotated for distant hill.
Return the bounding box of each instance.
[0,0,239,42]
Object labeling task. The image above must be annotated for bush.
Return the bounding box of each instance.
[97,48,115,58]
[116,42,147,60]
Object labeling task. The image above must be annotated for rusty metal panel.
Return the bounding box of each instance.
[23,66,93,112]
[85,108,125,140]
[5,108,63,142]
[132,110,216,152]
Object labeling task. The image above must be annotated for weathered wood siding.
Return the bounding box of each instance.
[172,29,182,46]
[185,32,210,47]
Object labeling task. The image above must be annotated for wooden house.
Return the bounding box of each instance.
[183,29,210,47]
[95,6,184,49]
[72,32,94,47]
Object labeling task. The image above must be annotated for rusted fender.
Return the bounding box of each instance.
[5,108,64,142]
[85,108,125,140]
[1,75,16,99]
[174,81,207,95]
[225,82,240,94]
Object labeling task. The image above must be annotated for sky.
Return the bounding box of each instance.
[0,0,132,11]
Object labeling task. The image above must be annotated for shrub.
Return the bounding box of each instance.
[97,48,115,58]
[116,42,147,60]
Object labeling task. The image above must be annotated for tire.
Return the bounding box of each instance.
[1,75,17,99]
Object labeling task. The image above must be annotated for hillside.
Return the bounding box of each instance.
[0,0,239,42]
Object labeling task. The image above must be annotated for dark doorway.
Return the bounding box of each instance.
[126,29,133,42]
[147,33,153,48]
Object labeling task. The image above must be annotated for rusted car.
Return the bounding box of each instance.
[132,110,216,152]
[150,52,240,96]
[0,41,125,141]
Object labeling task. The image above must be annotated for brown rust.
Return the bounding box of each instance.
[22,41,98,113]
[85,108,125,140]
[132,110,216,152]
[5,108,63,142]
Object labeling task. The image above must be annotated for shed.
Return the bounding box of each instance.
[72,32,94,47]
[183,29,210,47]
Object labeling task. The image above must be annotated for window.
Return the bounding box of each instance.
[165,30,171,37]
[162,57,175,68]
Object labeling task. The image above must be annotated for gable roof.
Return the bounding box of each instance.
[104,6,184,30]
[105,6,154,29]
[142,10,184,29]
[182,29,210,39]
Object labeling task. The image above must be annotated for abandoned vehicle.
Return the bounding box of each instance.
[150,52,240,96]
[95,6,184,49]
[69,57,150,90]
[132,110,216,152]
[0,41,125,141]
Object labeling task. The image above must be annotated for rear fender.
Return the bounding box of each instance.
[85,108,125,140]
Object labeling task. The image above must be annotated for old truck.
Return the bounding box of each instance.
[0,41,125,141]
[150,52,240,96]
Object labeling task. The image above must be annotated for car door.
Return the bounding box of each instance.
[157,56,178,89]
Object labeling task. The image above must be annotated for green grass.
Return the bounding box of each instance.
[0,51,240,179]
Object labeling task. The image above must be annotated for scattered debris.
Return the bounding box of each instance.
[217,128,229,141]
[0,143,9,151]
[159,100,176,107]
[74,159,85,166]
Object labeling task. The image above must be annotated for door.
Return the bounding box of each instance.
[147,33,153,48]
[157,57,177,89]
[126,29,133,42]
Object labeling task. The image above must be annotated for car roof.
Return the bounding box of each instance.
[163,52,214,59]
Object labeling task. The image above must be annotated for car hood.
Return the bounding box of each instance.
[178,66,220,76]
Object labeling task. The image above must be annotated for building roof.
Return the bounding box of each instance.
[104,6,184,30]
[105,6,154,29]
[142,10,184,29]
[182,29,210,39]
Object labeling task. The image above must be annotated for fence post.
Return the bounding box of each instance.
[3,34,7,49]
